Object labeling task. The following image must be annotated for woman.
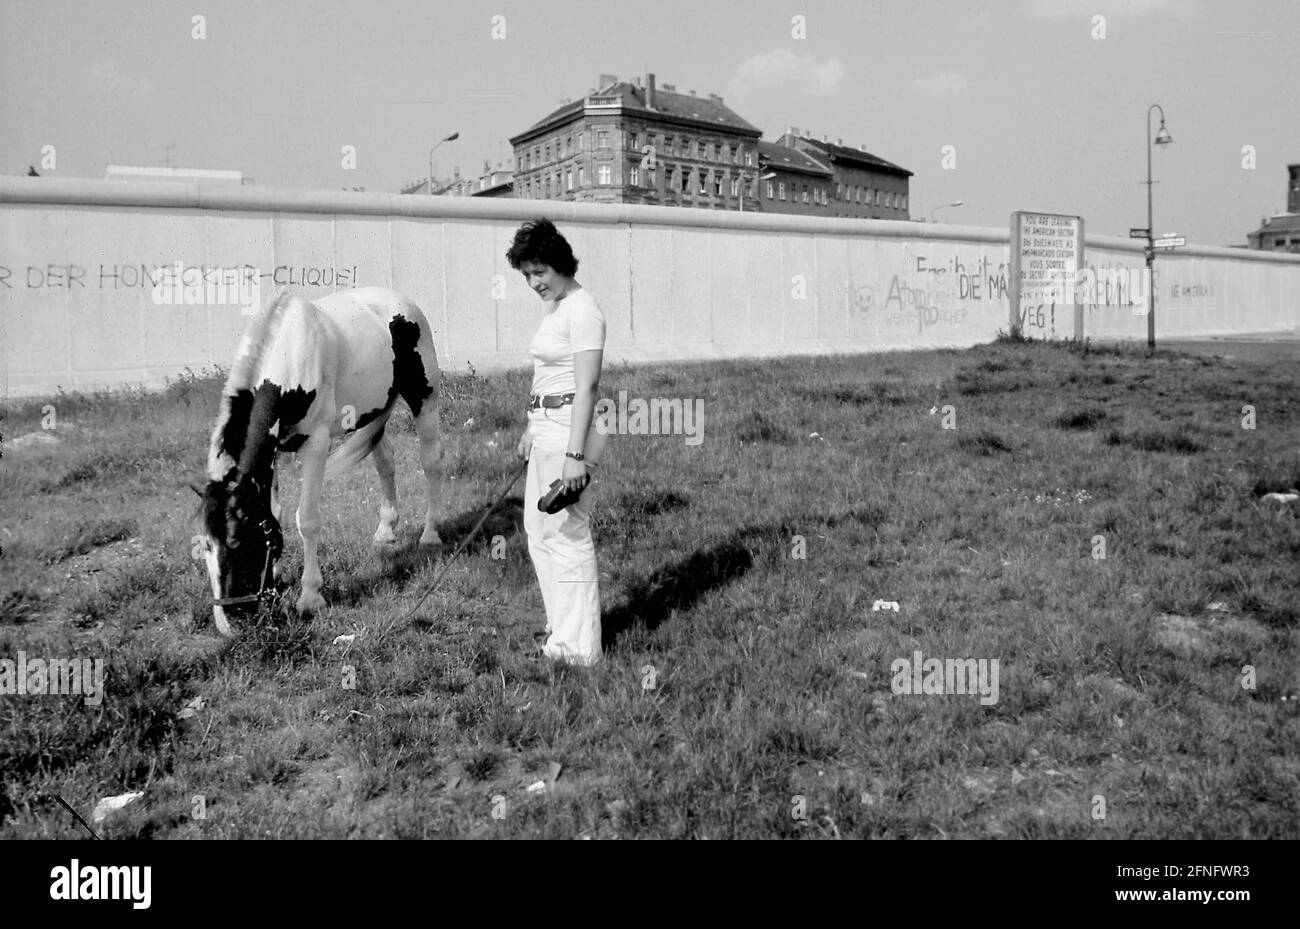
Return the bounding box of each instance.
[507,218,609,666]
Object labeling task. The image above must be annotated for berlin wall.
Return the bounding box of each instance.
[2,176,1298,399]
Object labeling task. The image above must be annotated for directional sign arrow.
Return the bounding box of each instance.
[1129,228,1150,238]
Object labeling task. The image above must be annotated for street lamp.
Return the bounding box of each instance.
[1144,105,1172,350]
[929,200,963,223]
[739,170,776,213]
[428,131,460,195]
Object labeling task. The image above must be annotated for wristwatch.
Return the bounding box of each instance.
[565,451,585,461]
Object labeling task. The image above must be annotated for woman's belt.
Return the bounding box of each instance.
[528,392,575,411]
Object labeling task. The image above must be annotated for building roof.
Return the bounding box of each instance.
[1249,213,1300,236]
[757,141,832,177]
[512,79,762,144]
[784,135,912,178]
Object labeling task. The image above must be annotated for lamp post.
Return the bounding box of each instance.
[1144,105,1172,350]
[428,131,460,195]
[929,200,963,223]
[739,169,776,213]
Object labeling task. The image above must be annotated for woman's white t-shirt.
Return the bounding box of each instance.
[529,288,606,396]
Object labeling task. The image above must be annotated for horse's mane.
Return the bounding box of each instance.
[206,291,291,481]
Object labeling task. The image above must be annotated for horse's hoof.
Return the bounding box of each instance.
[296,593,327,615]
[418,533,444,547]
[373,532,398,545]
[213,607,235,637]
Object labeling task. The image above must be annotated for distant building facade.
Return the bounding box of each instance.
[401,162,514,198]
[775,129,912,220]
[1247,164,1300,253]
[509,73,764,210]
[754,140,833,215]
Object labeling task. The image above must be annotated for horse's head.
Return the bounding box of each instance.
[197,472,283,634]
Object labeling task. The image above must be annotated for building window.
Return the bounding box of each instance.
[778,182,785,201]
[578,133,586,151]
[744,150,753,166]
[681,168,690,193]
[597,130,609,150]
[730,176,739,197]
[544,176,551,197]
[598,165,611,185]
[630,165,640,186]
[901,194,908,210]
[567,169,574,191]
[578,165,586,186]
[567,135,573,154]
[714,173,722,196]
[766,180,774,199]
[876,190,883,206]
[629,131,638,150]
[698,170,708,195]
[802,186,809,203]
[544,143,551,162]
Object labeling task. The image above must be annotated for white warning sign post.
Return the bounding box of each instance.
[1009,211,1085,340]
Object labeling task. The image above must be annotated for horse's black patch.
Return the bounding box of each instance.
[273,384,316,453]
[278,385,316,435]
[354,405,388,432]
[390,315,434,417]
[278,433,309,454]
[221,389,255,464]
[237,380,284,479]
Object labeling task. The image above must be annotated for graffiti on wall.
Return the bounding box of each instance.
[0,262,361,292]
[851,254,1011,332]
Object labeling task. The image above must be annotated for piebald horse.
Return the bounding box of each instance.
[198,287,442,635]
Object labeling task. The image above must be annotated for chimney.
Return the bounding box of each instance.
[822,134,828,142]
[803,128,811,138]
[837,138,843,145]
[646,72,656,109]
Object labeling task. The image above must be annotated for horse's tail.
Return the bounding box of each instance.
[323,408,391,482]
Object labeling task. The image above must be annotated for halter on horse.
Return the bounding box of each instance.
[197,288,444,635]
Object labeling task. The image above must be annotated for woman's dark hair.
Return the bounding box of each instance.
[505,218,579,277]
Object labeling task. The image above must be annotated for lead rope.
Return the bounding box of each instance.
[378,458,530,638]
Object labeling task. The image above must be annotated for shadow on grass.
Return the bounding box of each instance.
[601,532,756,648]
[324,498,525,608]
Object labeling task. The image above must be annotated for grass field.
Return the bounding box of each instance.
[2,337,1298,839]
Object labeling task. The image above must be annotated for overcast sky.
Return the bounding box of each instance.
[2,0,1296,245]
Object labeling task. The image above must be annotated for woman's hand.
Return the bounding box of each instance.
[562,457,589,493]
[516,428,533,461]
